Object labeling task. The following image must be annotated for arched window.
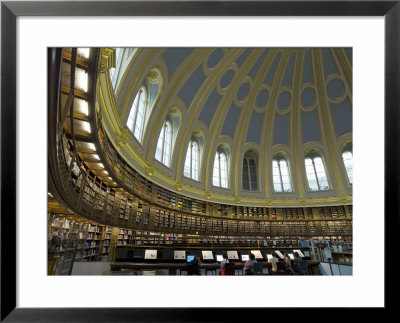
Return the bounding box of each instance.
[272,156,292,192]
[213,149,229,188]
[242,152,258,191]
[155,120,172,166]
[126,68,162,144]
[342,148,353,185]
[126,86,147,142]
[109,48,122,87]
[305,153,329,191]
[184,139,200,181]
[110,48,139,92]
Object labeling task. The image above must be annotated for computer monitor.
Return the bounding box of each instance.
[293,249,305,258]
[144,249,157,260]
[241,254,249,262]
[133,250,143,258]
[116,249,128,258]
[250,250,263,259]
[275,250,284,259]
[216,255,223,262]
[174,250,186,260]
[161,251,172,260]
[201,250,214,260]
[186,255,195,263]
[227,251,239,260]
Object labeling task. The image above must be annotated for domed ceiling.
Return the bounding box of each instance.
[97,47,352,207]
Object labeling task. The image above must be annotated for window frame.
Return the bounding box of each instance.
[184,138,200,181]
[126,85,148,143]
[272,156,292,193]
[242,155,258,192]
[213,150,229,188]
[342,149,353,186]
[155,120,173,167]
[304,153,330,191]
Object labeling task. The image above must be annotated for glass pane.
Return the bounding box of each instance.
[279,160,292,192]
[274,182,282,192]
[249,159,257,191]
[272,161,282,192]
[243,178,250,191]
[192,141,199,180]
[163,122,172,166]
[127,94,139,132]
[242,159,249,190]
[213,154,220,186]
[308,179,319,191]
[314,157,329,190]
[282,182,291,192]
[220,153,228,188]
[184,143,191,178]
[305,158,318,190]
[250,180,258,191]
[343,151,353,184]
[126,115,134,132]
[155,126,164,162]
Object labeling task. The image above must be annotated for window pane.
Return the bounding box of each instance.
[242,159,249,191]
[163,122,172,166]
[184,142,191,178]
[305,158,318,190]
[274,182,282,192]
[279,160,292,192]
[155,126,164,162]
[127,94,139,132]
[249,159,257,191]
[213,154,220,186]
[279,160,288,176]
[308,179,319,191]
[134,87,147,141]
[126,115,134,132]
[342,151,353,184]
[282,176,291,192]
[272,160,282,192]
[220,153,228,188]
[314,157,329,190]
[192,141,199,180]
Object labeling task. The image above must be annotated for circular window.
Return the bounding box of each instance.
[327,79,344,99]
[220,69,234,88]
[302,88,315,108]
[207,49,224,68]
[256,89,269,108]
[237,83,250,101]
[278,91,291,110]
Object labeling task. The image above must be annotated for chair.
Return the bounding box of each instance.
[187,264,201,275]
[291,260,304,275]
[253,262,264,275]
[179,264,189,275]
[205,268,217,275]
[276,261,286,275]
[223,263,235,275]
[299,260,309,275]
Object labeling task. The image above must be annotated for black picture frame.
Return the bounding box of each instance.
[1,0,397,321]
